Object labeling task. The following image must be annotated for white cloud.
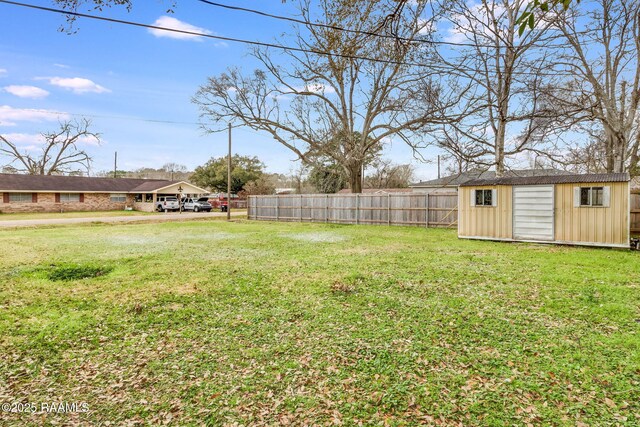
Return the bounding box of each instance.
[46,77,110,94]
[54,63,70,69]
[291,84,336,94]
[0,68,7,77]
[0,132,99,149]
[1,133,46,149]
[0,105,69,126]
[148,16,211,41]
[77,135,101,146]
[418,18,435,35]
[443,2,509,44]
[308,83,336,94]
[4,85,50,99]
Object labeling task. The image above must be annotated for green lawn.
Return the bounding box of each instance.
[0,221,638,426]
[0,210,155,221]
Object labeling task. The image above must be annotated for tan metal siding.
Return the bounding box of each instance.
[554,182,629,246]
[458,186,512,239]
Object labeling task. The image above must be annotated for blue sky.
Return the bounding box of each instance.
[0,0,442,180]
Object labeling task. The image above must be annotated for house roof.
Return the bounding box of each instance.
[0,173,207,193]
[410,169,573,188]
[337,188,413,194]
[460,172,630,187]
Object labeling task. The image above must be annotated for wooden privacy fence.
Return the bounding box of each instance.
[247,193,458,228]
[632,191,640,235]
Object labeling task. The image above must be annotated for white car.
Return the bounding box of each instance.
[181,197,213,212]
[156,196,180,212]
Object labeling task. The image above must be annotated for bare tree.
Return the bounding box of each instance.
[365,159,415,189]
[242,176,277,196]
[193,0,455,192]
[161,162,188,181]
[0,119,100,175]
[435,0,560,177]
[540,0,640,174]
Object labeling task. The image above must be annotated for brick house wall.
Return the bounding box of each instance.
[0,193,135,214]
[132,201,156,212]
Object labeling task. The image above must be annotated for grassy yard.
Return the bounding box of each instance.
[0,210,155,221]
[0,220,638,426]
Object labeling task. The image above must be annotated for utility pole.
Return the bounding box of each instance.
[437,155,441,179]
[114,151,118,178]
[227,123,232,221]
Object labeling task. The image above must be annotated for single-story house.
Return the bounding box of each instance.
[411,169,573,193]
[458,172,630,248]
[0,173,208,214]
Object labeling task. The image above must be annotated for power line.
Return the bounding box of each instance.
[2,108,200,126]
[0,0,576,77]
[196,0,502,50]
[0,0,422,68]
[196,0,596,52]
[2,108,243,134]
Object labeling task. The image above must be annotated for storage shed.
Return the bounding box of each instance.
[458,173,630,248]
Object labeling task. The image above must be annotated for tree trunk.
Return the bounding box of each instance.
[348,163,363,193]
[495,119,507,178]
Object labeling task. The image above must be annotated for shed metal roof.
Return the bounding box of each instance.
[0,173,205,193]
[460,172,630,187]
[410,168,572,187]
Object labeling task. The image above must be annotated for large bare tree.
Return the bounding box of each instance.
[540,0,640,174]
[365,159,415,189]
[0,119,100,175]
[434,0,561,177]
[193,0,456,192]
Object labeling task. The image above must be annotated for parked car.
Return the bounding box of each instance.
[156,196,180,212]
[206,193,246,212]
[182,197,213,212]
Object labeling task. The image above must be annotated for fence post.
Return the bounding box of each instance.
[248,196,252,219]
[325,194,329,223]
[387,193,391,226]
[426,193,429,228]
[300,194,303,222]
[276,196,279,221]
[356,194,360,225]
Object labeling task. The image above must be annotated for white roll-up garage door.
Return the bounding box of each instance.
[513,185,554,241]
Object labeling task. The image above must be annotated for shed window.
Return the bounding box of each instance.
[475,189,493,206]
[110,193,127,203]
[580,187,604,206]
[9,193,33,202]
[60,193,80,202]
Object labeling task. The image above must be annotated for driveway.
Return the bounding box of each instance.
[0,211,246,228]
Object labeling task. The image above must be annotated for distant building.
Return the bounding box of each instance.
[410,169,574,193]
[336,188,414,194]
[0,173,207,213]
[275,188,296,195]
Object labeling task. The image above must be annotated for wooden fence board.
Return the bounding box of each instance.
[631,191,640,235]
[248,193,459,228]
